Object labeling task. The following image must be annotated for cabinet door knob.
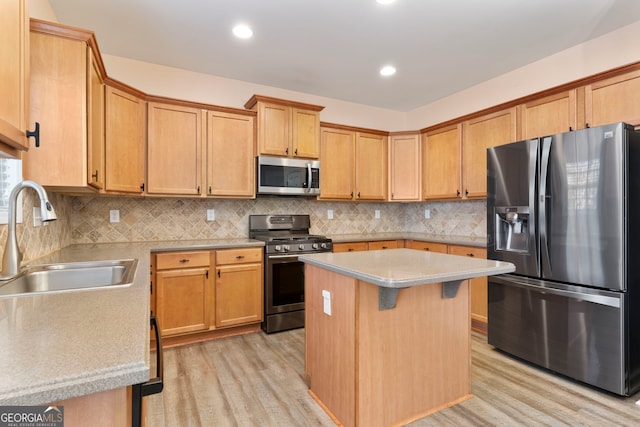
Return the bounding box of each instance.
[91,170,99,181]
[285,147,289,155]
[294,148,298,156]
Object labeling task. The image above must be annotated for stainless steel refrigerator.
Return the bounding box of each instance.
[487,122,640,396]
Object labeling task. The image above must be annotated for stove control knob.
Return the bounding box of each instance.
[283,245,290,252]
[299,244,305,250]
[320,243,327,249]
[275,245,282,252]
[312,243,319,249]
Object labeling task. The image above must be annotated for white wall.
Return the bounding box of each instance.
[28,1,640,132]
[406,19,640,129]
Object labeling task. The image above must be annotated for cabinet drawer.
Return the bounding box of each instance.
[447,245,486,259]
[333,242,368,253]
[216,247,263,265]
[155,251,211,270]
[368,240,399,250]
[407,240,448,253]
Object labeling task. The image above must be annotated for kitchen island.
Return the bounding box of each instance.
[300,248,514,427]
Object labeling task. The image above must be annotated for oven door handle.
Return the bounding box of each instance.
[268,254,301,260]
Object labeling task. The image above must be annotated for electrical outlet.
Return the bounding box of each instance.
[327,209,334,220]
[424,209,431,219]
[374,209,380,219]
[109,209,120,223]
[322,290,332,316]
[207,209,215,221]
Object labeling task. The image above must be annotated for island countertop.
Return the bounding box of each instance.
[299,248,514,288]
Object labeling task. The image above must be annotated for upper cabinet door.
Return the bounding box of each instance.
[519,90,577,139]
[206,110,255,198]
[462,107,517,198]
[105,84,146,194]
[389,133,421,201]
[585,69,640,128]
[355,132,387,201]
[422,124,462,200]
[319,126,355,200]
[291,108,320,158]
[257,102,289,156]
[0,0,29,155]
[147,101,202,195]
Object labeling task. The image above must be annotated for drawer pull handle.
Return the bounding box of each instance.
[381,246,388,249]
[424,248,430,251]
[179,259,190,263]
[467,253,474,257]
[348,248,354,252]
[236,255,245,259]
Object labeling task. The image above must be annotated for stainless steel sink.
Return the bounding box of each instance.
[0,259,137,297]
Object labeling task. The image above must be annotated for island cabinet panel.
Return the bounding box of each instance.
[305,264,471,427]
[51,386,129,427]
[519,89,577,139]
[147,101,202,195]
[462,107,517,198]
[0,0,29,155]
[585,69,640,128]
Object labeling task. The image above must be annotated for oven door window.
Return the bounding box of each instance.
[271,259,305,306]
[261,164,308,189]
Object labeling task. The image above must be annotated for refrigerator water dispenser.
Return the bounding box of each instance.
[495,207,529,252]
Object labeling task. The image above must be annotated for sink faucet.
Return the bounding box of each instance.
[0,180,57,281]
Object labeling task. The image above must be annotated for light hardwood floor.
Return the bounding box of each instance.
[146,330,640,426]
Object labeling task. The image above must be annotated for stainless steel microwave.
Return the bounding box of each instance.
[257,156,320,196]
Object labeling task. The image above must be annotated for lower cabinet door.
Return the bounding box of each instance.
[214,263,263,328]
[156,267,209,336]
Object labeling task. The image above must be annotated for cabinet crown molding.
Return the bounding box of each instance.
[244,94,324,112]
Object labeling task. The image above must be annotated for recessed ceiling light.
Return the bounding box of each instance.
[232,24,253,39]
[379,65,396,77]
[377,0,396,4]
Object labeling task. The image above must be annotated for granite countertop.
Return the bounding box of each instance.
[0,238,263,405]
[300,248,514,288]
[328,232,487,248]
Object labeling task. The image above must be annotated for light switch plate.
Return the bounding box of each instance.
[109,209,120,223]
[374,209,380,219]
[207,209,215,221]
[327,209,334,220]
[424,209,431,219]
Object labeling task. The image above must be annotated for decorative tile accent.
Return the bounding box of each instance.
[0,195,487,263]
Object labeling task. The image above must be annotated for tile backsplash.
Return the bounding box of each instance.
[1,195,486,263]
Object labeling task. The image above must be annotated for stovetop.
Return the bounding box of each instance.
[249,215,332,254]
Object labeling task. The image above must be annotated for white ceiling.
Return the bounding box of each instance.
[49,0,640,112]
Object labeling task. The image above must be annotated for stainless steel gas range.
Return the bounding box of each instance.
[249,214,332,333]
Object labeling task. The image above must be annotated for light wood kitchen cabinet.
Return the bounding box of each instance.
[422,124,462,200]
[147,100,202,195]
[24,20,106,192]
[462,107,517,198]
[388,132,421,201]
[319,126,355,200]
[355,131,388,200]
[367,240,400,250]
[332,242,369,253]
[519,89,578,139]
[0,0,29,155]
[245,95,324,159]
[104,82,146,194]
[585,69,640,128]
[87,48,105,190]
[406,240,448,253]
[154,251,212,337]
[206,109,256,198]
[447,245,488,332]
[214,248,263,328]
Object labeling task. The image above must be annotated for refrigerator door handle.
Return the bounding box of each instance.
[539,136,552,277]
[491,275,621,308]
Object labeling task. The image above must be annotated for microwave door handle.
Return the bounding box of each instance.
[306,163,312,192]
